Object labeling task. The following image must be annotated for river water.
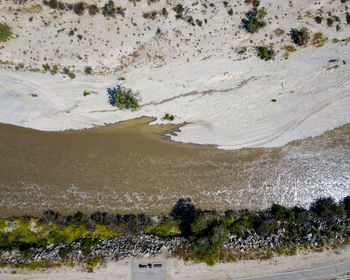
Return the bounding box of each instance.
[0,117,349,216]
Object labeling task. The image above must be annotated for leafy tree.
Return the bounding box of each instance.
[171,198,197,236]
[310,197,340,219]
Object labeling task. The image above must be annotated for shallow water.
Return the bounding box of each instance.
[0,117,349,216]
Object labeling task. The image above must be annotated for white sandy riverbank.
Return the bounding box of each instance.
[0,0,350,149]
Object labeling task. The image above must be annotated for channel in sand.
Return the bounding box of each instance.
[0,117,349,216]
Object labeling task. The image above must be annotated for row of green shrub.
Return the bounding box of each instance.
[1,196,349,266]
[42,0,125,17]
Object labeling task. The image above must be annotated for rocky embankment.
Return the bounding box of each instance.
[1,217,349,266]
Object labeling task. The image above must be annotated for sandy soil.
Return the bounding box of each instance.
[1,245,350,280]
[0,0,349,149]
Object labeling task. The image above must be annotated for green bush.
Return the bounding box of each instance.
[73,2,85,15]
[107,85,141,110]
[257,46,275,60]
[59,247,73,259]
[310,197,341,219]
[243,7,267,33]
[42,63,50,72]
[0,23,13,42]
[315,16,323,24]
[291,27,310,46]
[88,4,99,15]
[327,17,334,26]
[63,67,76,79]
[145,219,181,237]
[162,113,175,121]
[84,66,92,74]
[103,0,116,17]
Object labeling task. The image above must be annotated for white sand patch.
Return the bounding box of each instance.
[0,0,350,149]
[1,44,349,149]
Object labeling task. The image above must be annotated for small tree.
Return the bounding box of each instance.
[162,113,175,121]
[242,7,267,33]
[291,27,310,46]
[0,23,13,42]
[257,46,275,60]
[73,2,85,15]
[88,4,99,15]
[84,66,92,75]
[103,0,116,17]
[107,85,141,110]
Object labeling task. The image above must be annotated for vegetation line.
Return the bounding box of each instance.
[0,196,349,270]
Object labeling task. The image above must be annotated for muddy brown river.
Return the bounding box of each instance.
[0,117,349,216]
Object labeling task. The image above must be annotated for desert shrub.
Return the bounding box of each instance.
[245,0,260,7]
[58,1,65,10]
[315,16,323,24]
[290,27,310,46]
[83,91,90,96]
[283,45,296,52]
[327,17,334,26]
[88,4,99,15]
[143,11,158,20]
[63,67,76,79]
[242,7,267,33]
[162,113,175,121]
[44,0,58,9]
[173,4,184,19]
[103,0,115,17]
[50,65,58,75]
[107,85,141,110]
[73,2,85,15]
[257,46,275,60]
[346,13,350,24]
[0,23,13,42]
[84,66,92,74]
[312,32,327,47]
[42,63,50,72]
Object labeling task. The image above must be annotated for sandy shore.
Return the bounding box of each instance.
[1,245,350,280]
